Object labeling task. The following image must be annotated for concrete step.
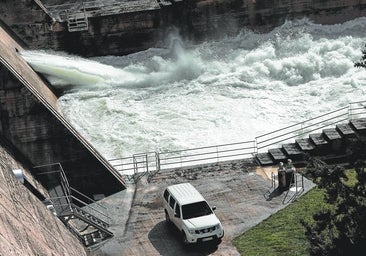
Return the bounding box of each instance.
[255,153,275,166]
[295,138,315,151]
[309,133,330,155]
[268,148,287,163]
[350,118,366,134]
[282,143,304,161]
[309,133,328,146]
[322,128,344,153]
[336,123,357,138]
[322,128,342,141]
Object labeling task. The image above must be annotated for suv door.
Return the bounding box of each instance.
[172,202,181,229]
[166,195,176,222]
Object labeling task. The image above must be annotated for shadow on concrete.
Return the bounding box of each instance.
[148,221,219,256]
[264,188,284,201]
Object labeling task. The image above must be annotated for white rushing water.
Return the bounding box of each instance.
[22,18,366,159]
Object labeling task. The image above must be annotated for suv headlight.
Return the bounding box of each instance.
[215,224,221,230]
[188,229,195,234]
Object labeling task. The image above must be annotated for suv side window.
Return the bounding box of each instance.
[175,204,181,218]
[163,190,169,202]
[169,196,176,209]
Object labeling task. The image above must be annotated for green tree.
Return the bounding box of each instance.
[303,153,366,255]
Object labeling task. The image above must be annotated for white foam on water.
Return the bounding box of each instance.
[21,18,366,158]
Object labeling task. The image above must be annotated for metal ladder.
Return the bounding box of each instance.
[34,163,113,247]
[66,6,88,32]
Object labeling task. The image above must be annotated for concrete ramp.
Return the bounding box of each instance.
[0,24,126,198]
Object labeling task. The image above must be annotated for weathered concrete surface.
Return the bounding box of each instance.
[1,0,366,56]
[90,160,315,255]
[0,145,87,256]
[0,24,125,198]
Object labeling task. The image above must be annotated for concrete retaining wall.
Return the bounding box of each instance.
[0,145,87,256]
[1,0,366,56]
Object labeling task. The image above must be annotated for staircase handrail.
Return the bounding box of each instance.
[70,195,111,224]
[70,187,107,210]
[257,115,349,149]
[48,194,111,225]
[255,103,363,152]
[256,106,347,141]
[33,0,53,18]
[70,203,110,229]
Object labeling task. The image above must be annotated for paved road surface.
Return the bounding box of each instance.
[91,160,315,256]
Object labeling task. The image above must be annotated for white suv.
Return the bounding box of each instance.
[163,183,224,244]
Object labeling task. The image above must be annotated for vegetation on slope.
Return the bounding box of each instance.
[234,152,366,255]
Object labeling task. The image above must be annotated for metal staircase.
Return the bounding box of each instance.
[61,204,113,246]
[34,163,113,247]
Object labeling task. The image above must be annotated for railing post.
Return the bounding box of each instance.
[145,154,149,173]
[216,145,219,163]
[133,155,137,175]
[155,152,160,172]
[254,139,258,154]
[348,102,352,120]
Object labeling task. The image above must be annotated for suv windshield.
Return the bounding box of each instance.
[182,201,212,219]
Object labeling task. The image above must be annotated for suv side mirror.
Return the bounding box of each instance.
[212,206,217,211]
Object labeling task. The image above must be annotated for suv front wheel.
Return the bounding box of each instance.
[182,231,189,245]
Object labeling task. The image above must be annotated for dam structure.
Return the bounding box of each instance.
[1,1,366,255]
[0,19,126,254]
[1,0,366,56]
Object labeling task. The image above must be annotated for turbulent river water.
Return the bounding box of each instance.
[22,18,366,159]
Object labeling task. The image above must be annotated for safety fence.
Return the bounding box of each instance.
[108,140,255,182]
[109,101,366,182]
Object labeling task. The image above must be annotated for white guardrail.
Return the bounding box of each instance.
[108,101,366,179]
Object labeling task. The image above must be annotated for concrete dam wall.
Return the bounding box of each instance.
[0,20,129,255]
[0,24,125,198]
[1,0,366,57]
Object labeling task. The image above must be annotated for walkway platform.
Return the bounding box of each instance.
[89,160,315,255]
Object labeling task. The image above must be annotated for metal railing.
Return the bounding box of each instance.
[255,101,366,152]
[109,140,256,178]
[33,0,52,18]
[34,163,111,223]
[283,172,305,204]
[255,105,349,152]
[109,101,366,181]
[47,194,111,224]
[159,140,256,169]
